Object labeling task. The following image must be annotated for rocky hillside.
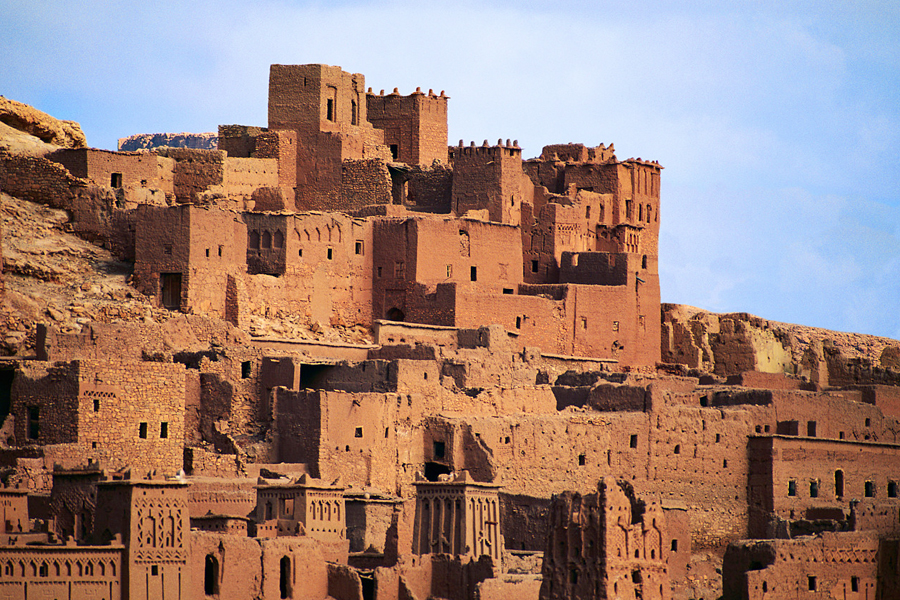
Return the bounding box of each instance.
[117,132,217,151]
[662,303,900,386]
[0,97,86,149]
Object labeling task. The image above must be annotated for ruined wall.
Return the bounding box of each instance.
[540,478,671,600]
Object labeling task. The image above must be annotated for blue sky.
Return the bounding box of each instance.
[2,1,898,339]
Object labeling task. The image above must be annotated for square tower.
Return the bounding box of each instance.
[93,475,189,600]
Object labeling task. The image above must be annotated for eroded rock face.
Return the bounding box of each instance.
[0,97,87,149]
[117,132,217,151]
[661,303,900,386]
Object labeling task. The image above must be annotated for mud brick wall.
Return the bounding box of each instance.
[0,153,87,206]
[749,436,900,537]
[451,143,530,225]
[155,148,225,203]
[47,148,175,200]
[218,124,266,158]
[723,534,878,600]
[12,360,186,474]
[341,158,392,208]
[0,545,124,596]
[221,157,278,199]
[366,91,448,166]
[405,163,452,209]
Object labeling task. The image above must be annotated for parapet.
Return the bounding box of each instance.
[449,139,522,160]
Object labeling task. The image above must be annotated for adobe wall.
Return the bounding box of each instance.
[366,89,449,165]
[722,533,879,600]
[13,359,186,474]
[218,124,267,158]
[220,156,279,200]
[372,217,524,321]
[153,147,225,203]
[748,436,900,538]
[190,531,264,600]
[241,212,373,327]
[404,163,453,210]
[341,158,392,208]
[133,205,247,317]
[0,544,124,598]
[47,147,176,203]
[450,142,532,225]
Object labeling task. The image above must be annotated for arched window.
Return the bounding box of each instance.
[249,231,260,250]
[273,230,284,248]
[261,231,272,249]
[205,554,219,595]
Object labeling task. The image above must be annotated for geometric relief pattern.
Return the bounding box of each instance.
[134,497,186,563]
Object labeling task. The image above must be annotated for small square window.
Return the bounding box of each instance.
[889,481,898,498]
[851,577,859,592]
[164,245,173,255]
[865,481,875,497]
[152,565,159,576]
[160,422,168,439]
[299,249,303,257]
[810,480,819,497]
[377,266,382,278]
[788,480,797,496]
[578,454,586,466]
[355,427,363,438]
[865,418,871,427]
[433,441,445,458]
[139,422,148,439]
[327,248,333,260]
[630,434,638,448]
[218,246,223,257]
[355,241,363,255]
[470,266,477,281]
[241,361,251,379]
[93,399,100,412]
[671,540,678,552]
[808,576,816,591]
[530,259,539,273]
[205,248,210,258]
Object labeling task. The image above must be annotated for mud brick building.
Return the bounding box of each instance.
[1,61,900,599]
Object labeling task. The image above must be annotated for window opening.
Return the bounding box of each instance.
[355,427,363,438]
[110,173,123,188]
[355,241,363,255]
[889,481,898,498]
[205,554,219,595]
[27,407,40,440]
[630,434,638,448]
[433,441,445,458]
[139,422,148,439]
[835,470,844,497]
[671,539,678,552]
[241,362,252,379]
[93,399,100,412]
[515,317,521,329]
[470,266,477,281]
[865,481,875,497]
[578,454,586,466]
[807,421,817,437]
[280,556,291,598]
[531,260,539,273]
[808,576,816,591]
[326,99,334,122]
[788,480,796,496]
[809,480,818,498]
[160,422,168,439]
